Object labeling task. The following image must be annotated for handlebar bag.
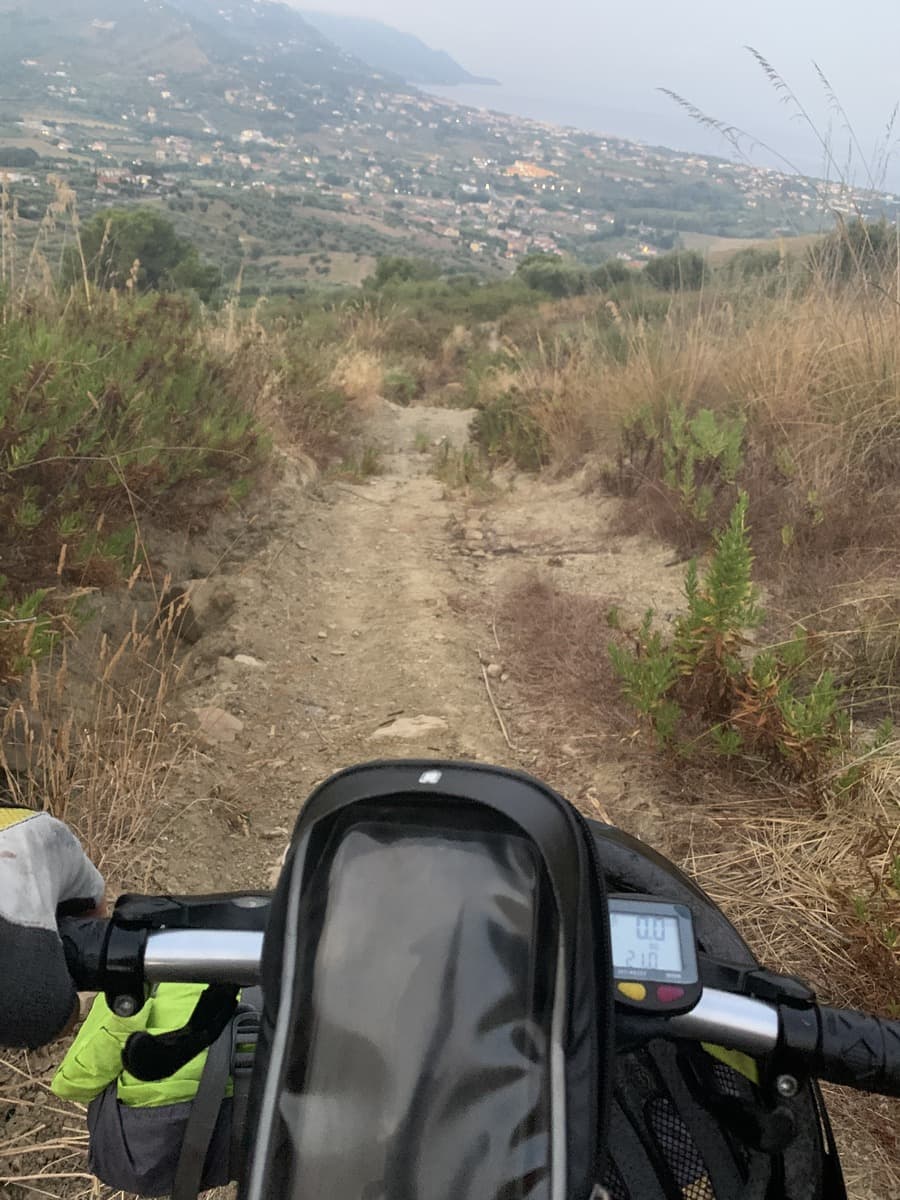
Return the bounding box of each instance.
[51,983,253,1197]
[241,760,614,1200]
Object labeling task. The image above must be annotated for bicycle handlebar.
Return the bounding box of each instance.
[59,920,900,1099]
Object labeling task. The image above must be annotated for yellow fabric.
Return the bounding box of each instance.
[0,807,35,832]
[702,1042,760,1085]
[52,984,234,1108]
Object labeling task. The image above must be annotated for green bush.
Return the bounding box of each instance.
[0,294,263,604]
[516,253,588,297]
[65,208,222,301]
[610,495,846,776]
[644,250,707,291]
[590,260,632,288]
[662,404,745,521]
[382,366,420,405]
[369,256,441,288]
[724,246,782,280]
[612,401,745,524]
[809,217,898,283]
[471,389,549,470]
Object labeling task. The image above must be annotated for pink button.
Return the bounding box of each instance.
[656,985,686,1004]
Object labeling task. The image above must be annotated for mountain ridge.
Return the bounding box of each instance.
[301,11,498,86]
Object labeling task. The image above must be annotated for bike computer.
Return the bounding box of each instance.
[608,895,701,1014]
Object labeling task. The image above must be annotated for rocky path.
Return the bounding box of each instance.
[158,399,524,893]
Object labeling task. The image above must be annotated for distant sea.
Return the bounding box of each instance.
[422,82,831,181]
[422,82,717,153]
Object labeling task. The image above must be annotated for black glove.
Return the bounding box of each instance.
[0,808,105,1048]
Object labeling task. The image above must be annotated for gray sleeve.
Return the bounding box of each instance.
[0,812,104,930]
[0,811,105,1047]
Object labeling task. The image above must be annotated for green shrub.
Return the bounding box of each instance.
[662,404,745,521]
[334,444,383,481]
[0,582,62,683]
[0,294,263,604]
[809,217,898,284]
[431,443,492,492]
[471,389,549,470]
[723,246,782,280]
[611,401,745,525]
[644,250,707,291]
[65,208,222,301]
[610,495,846,777]
[383,365,420,405]
[516,253,588,297]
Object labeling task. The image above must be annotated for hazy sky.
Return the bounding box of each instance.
[297,0,900,187]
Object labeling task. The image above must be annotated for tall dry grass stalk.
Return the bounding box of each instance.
[1,173,92,320]
[0,594,190,1198]
[0,601,186,888]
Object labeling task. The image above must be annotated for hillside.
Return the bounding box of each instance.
[0,0,377,137]
[4,0,900,291]
[301,11,497,85]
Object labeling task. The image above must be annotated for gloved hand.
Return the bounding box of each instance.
[0,808,105,1048]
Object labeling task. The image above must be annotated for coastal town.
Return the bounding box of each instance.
[5,22,900,288]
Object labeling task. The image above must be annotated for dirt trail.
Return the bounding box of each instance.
[158,400,522,893]
[157,397,699,893]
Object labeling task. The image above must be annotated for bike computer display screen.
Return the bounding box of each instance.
[608,896,699,987]
[612,909,684,975]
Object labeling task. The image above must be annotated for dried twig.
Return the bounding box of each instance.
[335,483,389,506]
[478,655,524,754]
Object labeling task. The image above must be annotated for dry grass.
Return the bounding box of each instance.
[1,628,184,882]
[0,579,193,1198]
[477,282,900,591]
[682,768,900,1193]
[606,287,900,588]
[329,348,384,408]
[495,573,625,729]
[685,779,899,1014]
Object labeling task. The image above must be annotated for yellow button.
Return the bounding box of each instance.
[617,981,647,1002]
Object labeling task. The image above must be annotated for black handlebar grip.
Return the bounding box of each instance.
[780,1003,900,1098]
[58,917,111,990]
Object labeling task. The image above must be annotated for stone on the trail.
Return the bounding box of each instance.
[500,672,510,683]
[192,706,244,745]
[464,527,484,542]
[561,743,579,757]
[234,654,266,669]
[369,714,448,741]
[472,549,487,558]
[161,580,236,645]
[316,630,328,640]
[486,663,503,679]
